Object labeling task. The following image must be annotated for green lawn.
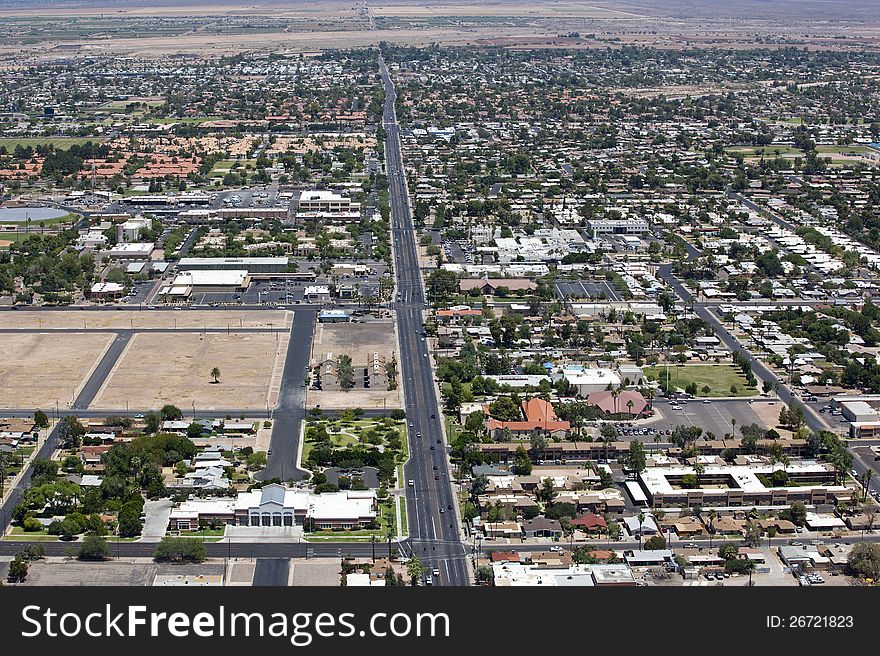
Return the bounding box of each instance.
[301,428,358,463]
[0,137,106,149]
[0,232,40,247]
[302,417,407,463]
[727,145,805,158]
[645,364,756,397]
[816,145,871,155]
[399,497,408,535]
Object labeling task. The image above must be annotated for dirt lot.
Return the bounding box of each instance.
[91,331,288,411]
[0,310,290,330]
[308,319,401,410]
[23,559,158,586]
[289,558,341,586]
[0,332,114,409]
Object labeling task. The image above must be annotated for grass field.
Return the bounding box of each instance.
[0,137,106,149]
[645,364,755,397]
[727,145,805,158]
[816,145,871,155]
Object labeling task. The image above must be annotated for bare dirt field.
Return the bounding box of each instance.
[0,332,114,409]
[0,310,290,330]
[289,558,341,586]
[23,560,158,586]
[308,319,401,410]
[91,331,288,411]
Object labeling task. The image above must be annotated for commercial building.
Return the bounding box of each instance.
[167,484,377,531]
[562,366,621,396]
[587,218,650,236]
[89,282,125,301]
[158,270,250,301]
[297,189,360,214]
[318,309,351,323]
[106,242,155,260]
[178,256,289,273]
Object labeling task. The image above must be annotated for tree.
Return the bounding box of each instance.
[718,542,739,561]
[512,445,532,475]
[143,411,161,434]
[33,410,49,429]
[644,535,667,550]
[626,440,646,475]
[154,537,206,563]
[246,451,268,470]
[744,520,763,547]
[58,415,85,449]
[336,354,355,391]
[160,404,183,421]
[78,535,111,561]
[406,556,425,585]
[847,542,880,579]
[536,478,557,505]
[8,557,28,582]
[118,501,144,538]
[210,367,221,384]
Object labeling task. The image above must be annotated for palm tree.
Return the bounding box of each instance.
[626,399,635,418]
[861,470,874,502]
[707,509,717,548]
[730,417,737,438]
[210,367,221,384]
[637,512,645,550]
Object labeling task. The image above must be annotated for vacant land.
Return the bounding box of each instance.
[0,309,290,330]
[91,331,287,410]
[0,332,113,409]
[22,560,158,586]
[309,319,400,409]
[645,364,756,397]
[289,558,340,586]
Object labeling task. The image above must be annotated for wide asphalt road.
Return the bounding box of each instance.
[256,308,316,482]
[657,263,829,434]
[381,55,469,586]
[252,558,290,586]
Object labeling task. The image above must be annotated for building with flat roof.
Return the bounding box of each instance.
[89,282,125,301]
[639,461,852,508]
[178,257,288,273]
[159,270,250,301]
[562,366,621,396]
[588,218,650,236]
[167,484,376,531]
[106,242,154,260]
[318,309,351,323]
[297,189,360,214]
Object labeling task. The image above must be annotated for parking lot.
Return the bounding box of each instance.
[555,279,623,302]
[647,398,769,437]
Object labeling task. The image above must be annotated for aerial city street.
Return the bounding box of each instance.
[0,0,879,590]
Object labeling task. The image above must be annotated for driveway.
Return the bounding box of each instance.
[141,499,173,541]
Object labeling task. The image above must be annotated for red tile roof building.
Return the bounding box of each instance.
[484,397,570,439]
